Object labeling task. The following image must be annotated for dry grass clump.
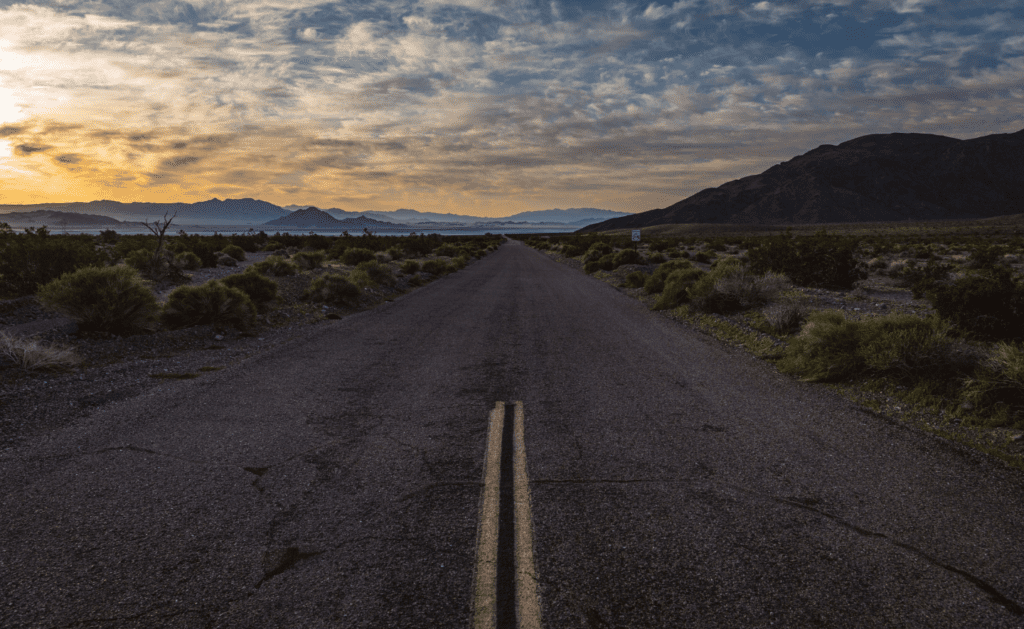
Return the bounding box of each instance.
[762,300,808,334]
[0,332,81,370]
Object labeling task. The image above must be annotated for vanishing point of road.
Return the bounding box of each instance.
[2,239,1023,628]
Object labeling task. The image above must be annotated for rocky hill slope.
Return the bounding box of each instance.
[580,128,1024,232]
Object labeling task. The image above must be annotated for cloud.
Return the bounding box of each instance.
[0,0,1021,214]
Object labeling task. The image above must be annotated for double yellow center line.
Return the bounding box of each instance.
[473,401,542,629]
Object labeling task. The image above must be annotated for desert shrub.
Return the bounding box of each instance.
[220,270,278,311]
[221,244,246,262]
[746,231,866,289]
[434,243,460,257]
[401,260,421,274]
[866,257,887,270]
[778,311,974,384]
[692,251,712,263]
[0,226,105,297]
[250,255,298,277]
[0,332,81,371]
[125,248,154,271]
[421,259,451,275]
[961,342,1024,428]
[351,260,396,287]
[649,253,667,263]
[562,244,584,257]
[762,300,807,334]
[583,242,614,263]
[96,229,119,244]
[584,253,617,274]
[689,269,791,314]
[612,248,643,267]
[341,247,377,266]
[623,271,647,288]
[408,273,424,287]
[174,251,202,270]
[451,255,469,270]
[292,250,327,270]
[653,267,706,310]
[161,281,256,331]
[895,259,954,298]
[777,311,863,381]
[303,273,361,306]
[678,250,690,259]
[386,246,404,261]
[263,240,285,252]
[645,260,694,294]
[36,265,160,335]
[924,267,1024,342]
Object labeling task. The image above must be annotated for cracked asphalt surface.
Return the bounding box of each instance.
[3,239,1024,627]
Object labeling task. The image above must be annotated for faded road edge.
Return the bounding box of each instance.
[474,401,504,629]
[514,401,542,629]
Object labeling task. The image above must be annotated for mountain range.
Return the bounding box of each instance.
[580,127,1024,233]
[0,200,625,229]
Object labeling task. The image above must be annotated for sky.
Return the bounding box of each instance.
[0,0,1022,218]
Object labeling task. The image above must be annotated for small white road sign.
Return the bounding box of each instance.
[632,230,641,242]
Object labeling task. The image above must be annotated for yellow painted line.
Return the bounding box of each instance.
[473,401,504,629]
[513,400,543,629]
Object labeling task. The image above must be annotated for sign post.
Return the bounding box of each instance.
[632,229,640,251]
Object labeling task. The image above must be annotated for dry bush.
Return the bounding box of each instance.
[0,332,81,370]
[762,300,807,334]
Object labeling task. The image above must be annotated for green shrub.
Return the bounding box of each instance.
[778,311,973,383]
[250,255,298,276]
[220,270,278,311]
[649,253,667,263]
[0,226,105,297]
[583,242,613,263]
[341,247,377,266]
[221,244,246,262]
[451,255,469,270]
[434,243,460,257]
[174,251,202,270]
[961,342,1024,428]
[161,281,256,331]
[125,248,154,271]
[263,240,285,252]
[303,273,361,306]
[584,253,617,274]
[408,273,424,287]
[746,231,866,289]
[623,271,647,288]
[562,244,584,257]
[421,259,451,275]
[386,246,404,261]
[613,249,643,267]
[644,260,694,294]
[925,267,1024,342]
[692,251,712,263]
[351,260,396,287]
[36,265,159,335]
[400,260,421,274]
[653,268,706,310]
[292,250,326,270]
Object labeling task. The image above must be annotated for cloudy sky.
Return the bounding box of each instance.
[0,0,1022,217]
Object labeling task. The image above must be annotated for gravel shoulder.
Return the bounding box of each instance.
[0,252,467,451]
[533,245,1024,467]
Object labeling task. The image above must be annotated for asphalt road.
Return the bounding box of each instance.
[3,239,1024,628]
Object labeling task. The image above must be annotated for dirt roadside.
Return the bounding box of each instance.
[0,251,474,451]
